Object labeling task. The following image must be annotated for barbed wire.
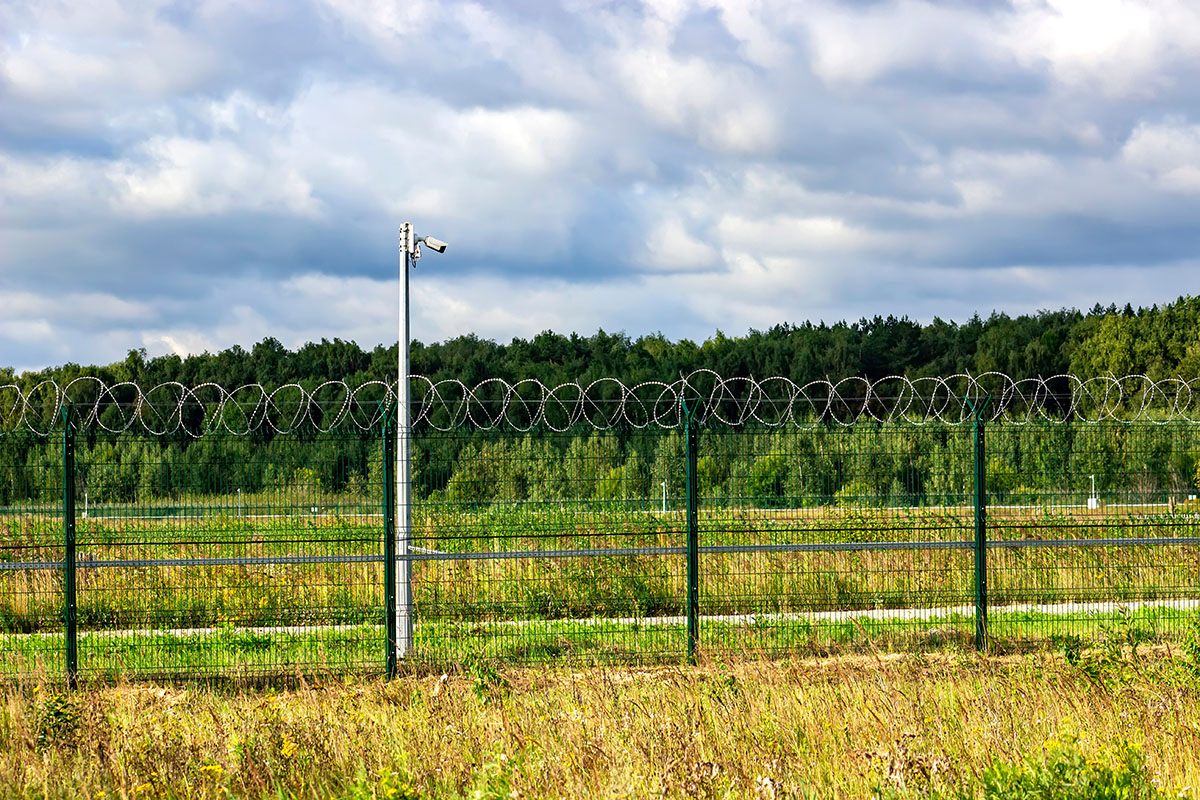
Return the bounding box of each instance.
[2,371,1199,436]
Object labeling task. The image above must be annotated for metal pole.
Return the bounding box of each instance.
[396,224,414,661]
[62,404,77,688]
[969,395,990,653]
[684,403,699,663]
[382,410,397,677]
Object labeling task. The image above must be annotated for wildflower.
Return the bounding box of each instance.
[281,738,298,759]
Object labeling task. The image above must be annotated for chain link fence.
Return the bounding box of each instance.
[3,393,1200,682]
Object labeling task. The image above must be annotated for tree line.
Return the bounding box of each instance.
[4,421,1197,509]
[5,294,1200,394]
[4,295,1200,509]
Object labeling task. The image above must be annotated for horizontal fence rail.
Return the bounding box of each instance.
[8,533,1200,573]
[2,374,1200,682]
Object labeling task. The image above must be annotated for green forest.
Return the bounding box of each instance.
[5,294,1200,393]
[3,296,1200,510]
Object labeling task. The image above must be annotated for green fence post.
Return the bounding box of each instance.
[62,404,77,688]
[382,409,397,678]
[684,401,700,664]
[968,394,991,652]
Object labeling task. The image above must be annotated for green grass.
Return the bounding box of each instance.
[3,650,1200,798]
[3,604,1195,681]
[3,502,1198,677]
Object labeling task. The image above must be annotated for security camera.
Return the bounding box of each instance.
[419,236,448,254]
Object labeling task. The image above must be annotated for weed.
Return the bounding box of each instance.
[879,733,1175,799]
[32,686,80,751]
[1051,633,1085,665]
[468,661,511,706]
[0,655,1198,798]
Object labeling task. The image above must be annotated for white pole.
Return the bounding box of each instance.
[396,223,414,660]
[661,480,667,514]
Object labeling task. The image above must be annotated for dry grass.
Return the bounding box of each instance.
[3,650,1199,799]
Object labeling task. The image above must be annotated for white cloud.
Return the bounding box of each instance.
[1122,119,1200,193]
[0,290,155,325]
[1,0,220,119]
[804,0,999,87]
[4,0,1200,372]
[1004,0,1200,95]
[315,0,439,36]
[718,214,890,255]
[611,47,778,153]
[108,136,321,217]
[642,218,719,271]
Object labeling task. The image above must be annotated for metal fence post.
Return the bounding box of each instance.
[684,402,700,663]
[382,410,397,677]
[62,404,77,688]
[968,395,991,652]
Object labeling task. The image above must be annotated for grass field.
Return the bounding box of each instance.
[2,604,1195,681]
[3,502,1199,676]
[4,645,1200,799]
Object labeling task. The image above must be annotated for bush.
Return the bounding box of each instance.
[972,735,1157,800]
[835,479,874,508]
[747,453,788,506]
[880,734,1168,799]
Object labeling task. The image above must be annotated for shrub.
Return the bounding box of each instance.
[972,735,1156,800]
[880,733,1166,799]
[835,479,874,508]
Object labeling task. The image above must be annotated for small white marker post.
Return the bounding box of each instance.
[661,480,667,514]
[1088,474,1098,510]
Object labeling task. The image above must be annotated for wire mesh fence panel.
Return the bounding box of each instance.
[408,427,690,665]
[0,431,65,680]
[986,422,1200,647]
[697,425,977,656]
[71,425,386,679]
[7,382,1200,679]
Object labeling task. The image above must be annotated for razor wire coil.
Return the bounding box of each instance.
[2,371,1199,436]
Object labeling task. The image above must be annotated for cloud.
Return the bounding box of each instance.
[1122,118,1200,193]
[3,0,1200,374]
[611,46,779,153]
[1004,0,1200,96]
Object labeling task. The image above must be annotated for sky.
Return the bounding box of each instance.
[3,0,1200,374]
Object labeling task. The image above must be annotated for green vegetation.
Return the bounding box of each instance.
[8,293,1200,392]
[4,419,1200,514]
[3,505,1197,632]
[2,647,1199,798]
[3,518,1198,677]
